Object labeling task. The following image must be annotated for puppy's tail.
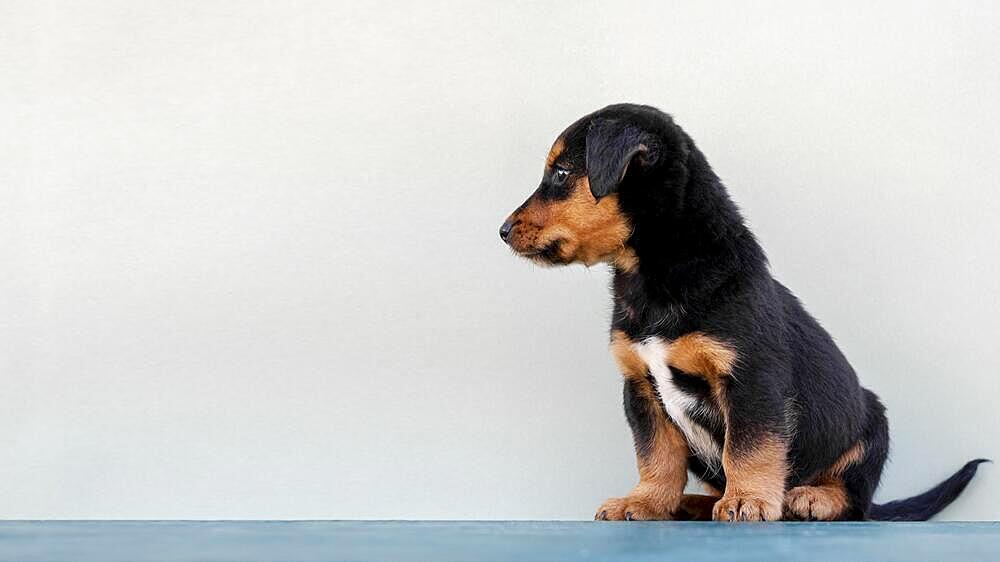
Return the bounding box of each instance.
[868,459,989,521]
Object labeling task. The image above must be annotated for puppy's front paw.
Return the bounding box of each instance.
[712,493,782,522]
[594,491,678,521]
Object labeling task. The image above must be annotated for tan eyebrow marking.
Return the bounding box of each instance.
[546,137,565,168]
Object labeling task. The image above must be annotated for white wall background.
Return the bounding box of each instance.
[2,1,998,520]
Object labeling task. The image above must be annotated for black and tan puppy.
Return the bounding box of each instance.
[500,104,986,522]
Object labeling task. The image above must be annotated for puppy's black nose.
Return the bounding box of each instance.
[499,220,514,242]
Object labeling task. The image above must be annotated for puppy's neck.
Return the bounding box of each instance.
[613,146,769,314]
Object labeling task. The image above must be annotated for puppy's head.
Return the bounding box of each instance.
[500,104,669,268]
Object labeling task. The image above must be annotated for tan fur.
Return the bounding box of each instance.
[659,335,789,521]
[782,441,864,520]
[785,476,850,521]
[637,410,689,493]
[610,329,771,522]
[546,137,565,168]
[666,332,736,391]
[714,434,789,522]
[508,177,632,266]
[609,330,647,381]
[825,441,865,477]
[597,331,689,521]
[612,247,639,273]
[595,416,689,520]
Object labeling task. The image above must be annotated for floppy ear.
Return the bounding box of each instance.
[586,119,657,200]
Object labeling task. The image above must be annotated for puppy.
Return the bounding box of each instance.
[500,104,985,521]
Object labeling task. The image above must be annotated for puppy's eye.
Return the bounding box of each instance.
[552,168,570,186]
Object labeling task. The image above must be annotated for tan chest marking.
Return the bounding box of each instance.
[610,331,737,381]
[667,333,737,382]
[610,331,738,469]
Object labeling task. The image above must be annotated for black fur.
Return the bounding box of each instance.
[585,119,659,199]
[509,103,986,521]
[623,377,659,458]
[868,460,990,521]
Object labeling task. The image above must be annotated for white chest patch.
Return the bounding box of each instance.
[631,337,722,470]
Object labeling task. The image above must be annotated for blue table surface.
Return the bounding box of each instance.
[1,521,998,562]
